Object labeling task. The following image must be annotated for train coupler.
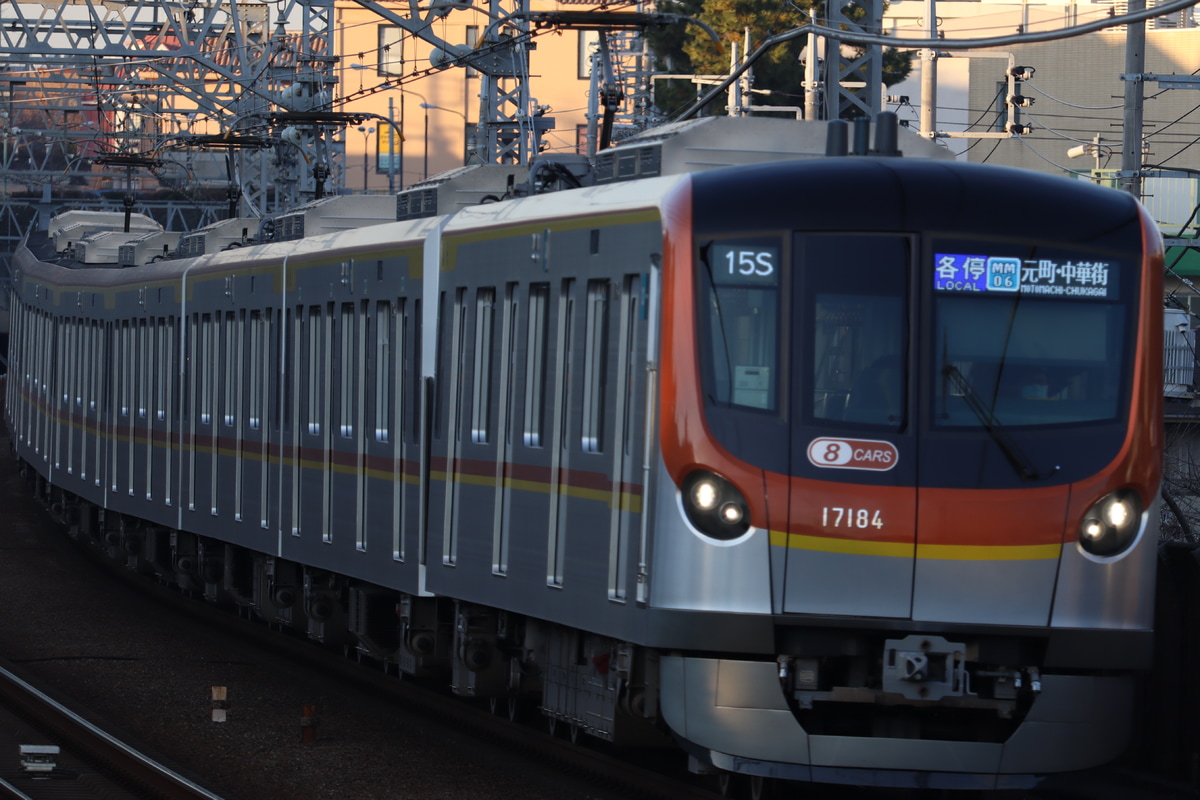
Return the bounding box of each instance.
[882,634,968,701]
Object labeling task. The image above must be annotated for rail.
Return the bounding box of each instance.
[0,663,225,800]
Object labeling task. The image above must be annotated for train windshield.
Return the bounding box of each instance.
[932,246,1129,428]
[697,233,911,431]
[696,238,783,412]
[694,234,1134,462]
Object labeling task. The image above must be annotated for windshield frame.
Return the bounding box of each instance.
[927,237,1137,435]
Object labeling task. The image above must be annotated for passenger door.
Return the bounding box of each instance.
[784,234,918,618]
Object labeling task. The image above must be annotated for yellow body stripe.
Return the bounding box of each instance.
[769,530,1062,561]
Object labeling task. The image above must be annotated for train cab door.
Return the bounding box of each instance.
[782,233,918,619]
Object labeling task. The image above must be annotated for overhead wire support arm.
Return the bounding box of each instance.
[346,0,542,164]
[341,3,718,164]
[518,11,720,42]
[1126,74,1200,89]
[344,0,479,71]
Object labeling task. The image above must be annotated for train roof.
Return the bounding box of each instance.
[26,115,1129,278]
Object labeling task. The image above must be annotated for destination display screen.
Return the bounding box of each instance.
[709,241,781,287]
[933,252,1118,300]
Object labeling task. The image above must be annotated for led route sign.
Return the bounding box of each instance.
[934,253,1117,300]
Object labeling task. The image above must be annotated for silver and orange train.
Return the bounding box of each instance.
[5,116,1164,792]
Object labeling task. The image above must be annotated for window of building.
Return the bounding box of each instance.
[378,26,404,76]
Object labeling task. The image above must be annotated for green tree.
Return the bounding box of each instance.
[647,0,912,118]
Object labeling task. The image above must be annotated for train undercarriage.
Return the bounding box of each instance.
[30,470,667,751]
[21,463,1140,794]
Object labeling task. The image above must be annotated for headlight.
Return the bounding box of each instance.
[1078,489,1143,557]
[681,471,751,540]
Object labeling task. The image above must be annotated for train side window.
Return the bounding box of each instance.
[340,302,356,438]
[249,310,264,430]
[410,300,422,445]
[269,309,281,435]
[199,314,213,425]
[582,280,609,453]
[212,314,224,426]
[90,320,102,414]
[74,318,82,411]
[472,288,496,444]
[166,317,178,424]
[73,317,80,414]
[434,292,448,441]
[375,301,392,443]
[238,310,248,429]
[155,319,166,422]
[524,283,550,447]
[502,282,519,452]
[307,305,323,435]
[184,315,195,424]
[59,319,69,409]
[223,311,237,427]
[283,308,298,434]
[621,274,640,458]
[394,300,406,447]
[79,318,87,410]
[68,317,77,413]
[119,321,131,418]
[450,288,469,444]
[558,280,576,449]
[103,320,114,421]
[62,318,74,409]
[138,318,149,419]
[72,319,82,410]
[128,321,137,420]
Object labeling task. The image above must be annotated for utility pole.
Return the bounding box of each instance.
[1120,0,1146,198]
[920,0,938,138]
[803,29,820,120]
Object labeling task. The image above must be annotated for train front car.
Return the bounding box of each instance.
[654,157,1163,790]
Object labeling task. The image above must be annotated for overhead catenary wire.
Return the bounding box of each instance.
[1014,135,1084,172]
[672,0,1200,121]
[1152,131,1200,167]
[1023,79,1124,111]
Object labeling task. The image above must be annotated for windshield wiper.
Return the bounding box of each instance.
[700,246,735,401]
[941,363,1058,482]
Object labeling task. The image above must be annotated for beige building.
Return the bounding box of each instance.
[885,1,1200,175]
[964,27,1200,175]
[333,3,600,191]
[331,0,1199,207]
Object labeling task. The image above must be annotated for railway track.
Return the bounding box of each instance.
[59,528,1200,800]
[0,420,715,800]
[1,388,1189,800]
[0,659,225,800]
[65,534,730,800]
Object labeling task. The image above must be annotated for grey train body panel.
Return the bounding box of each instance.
[4,146,1162,789]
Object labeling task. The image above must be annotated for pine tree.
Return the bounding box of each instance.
[647,0,912,118]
